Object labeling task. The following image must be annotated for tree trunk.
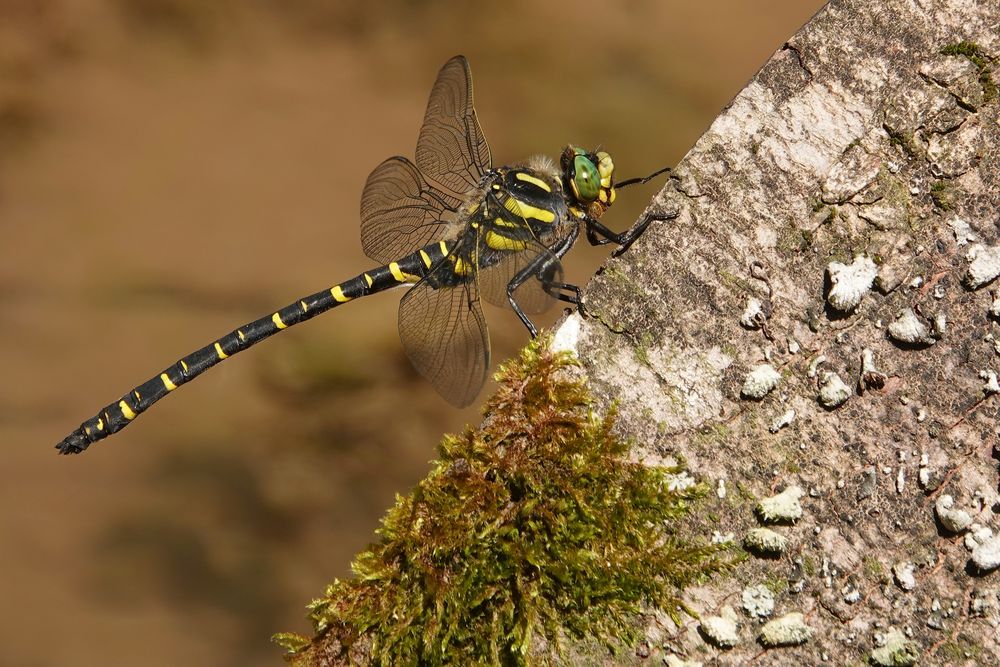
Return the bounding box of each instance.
[569,0,1000,663]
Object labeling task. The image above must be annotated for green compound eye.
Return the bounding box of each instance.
[572,155,601,201]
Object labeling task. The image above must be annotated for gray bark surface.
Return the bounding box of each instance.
[566,0,1000,664]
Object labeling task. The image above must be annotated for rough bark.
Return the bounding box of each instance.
[566,0,1000,664]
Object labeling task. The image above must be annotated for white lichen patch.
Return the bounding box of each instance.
[664,656,703,667]
[807,354,826,378]
[699,606,740,649]
[741,364,781,399]
[741,584,775,619]
[870,628,920,667]
[740,296,766,329]
[965,244,1000,289]
[757,485,804,523]
[859,348,886,393]
[769,409,795,433]
[826,255,878,312]
[990,294,1000,318]
[933,312,947,337]
[892,562,916,591]
[887,308,933,345]
[817,372,851,408]
[666,471,696,492]
[842,582,861,604]
[745,527,788,556]
[965,524,993,551]
[550,313,581,355]
[934,494,973,534]
[758,612,812,647]
[980,369,1000,395]
[948,216,975,246]
[971,535,1000,572]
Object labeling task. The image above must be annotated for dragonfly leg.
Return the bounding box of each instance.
[584,210,679,257]
[506,263,542,337]
[543,280,582,305]
[506,226,581,337]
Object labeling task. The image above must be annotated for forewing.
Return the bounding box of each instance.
[478,239,562,316]
[416,55,491,196]
[360,156,463,264]
[398,267,489,407]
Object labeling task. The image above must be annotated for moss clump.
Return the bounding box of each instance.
[929,180,953,210]
[275,338,730,666]
[941,41,997,103]
[884,125,918,157]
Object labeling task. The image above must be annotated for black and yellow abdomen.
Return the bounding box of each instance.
[56,241,455,454]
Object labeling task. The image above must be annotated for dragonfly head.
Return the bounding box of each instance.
[561,146,616,219]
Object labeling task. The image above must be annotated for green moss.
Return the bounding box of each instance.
[716,270,750,293]
[277,337,731,666]
[937,634,981,662]
[941,41,997,103]
[761,574,789,596]
[884,125,918,157]
[821,206,837,226]
[777,225,813,253]
[862,556,885,579]
[633,331,654,366]
[930,180,953,211]
[691,423,730,450]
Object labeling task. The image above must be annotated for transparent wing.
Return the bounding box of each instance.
[398,259,490,408]
[360,156,464,265]
[416,55,491,196]
[478,238,562,316]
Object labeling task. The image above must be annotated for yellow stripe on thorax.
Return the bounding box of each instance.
[485,231,528,251]
[515,171,552,192]
[514,171,552,192]
[439,240,449,256]
[419,249,433,268]
[503,197,555,223]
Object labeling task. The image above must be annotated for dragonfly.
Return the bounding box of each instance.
[55,55,673,454]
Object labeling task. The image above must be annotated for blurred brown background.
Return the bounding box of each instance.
[0,1,824,665]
